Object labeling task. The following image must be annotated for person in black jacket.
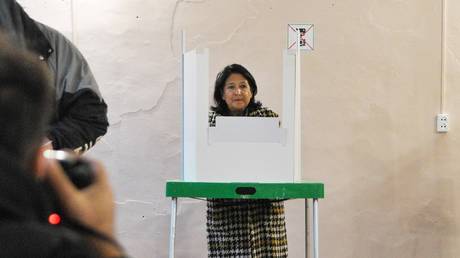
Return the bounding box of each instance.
[0,0,108,153]
[0,36,125,258]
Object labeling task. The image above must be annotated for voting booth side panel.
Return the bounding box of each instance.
[183,49,209,181]
[282,50,300,182]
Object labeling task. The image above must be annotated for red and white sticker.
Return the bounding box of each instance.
[287,24,314,51]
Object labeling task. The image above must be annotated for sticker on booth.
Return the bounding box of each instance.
[287,24,314,51]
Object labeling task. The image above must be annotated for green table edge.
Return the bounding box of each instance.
[165,181,324,199]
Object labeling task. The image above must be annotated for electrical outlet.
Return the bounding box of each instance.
[437,114,449,133]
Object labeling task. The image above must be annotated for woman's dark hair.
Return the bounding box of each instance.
[211,64,262,115]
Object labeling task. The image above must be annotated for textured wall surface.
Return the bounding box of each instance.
[17,0,460,257]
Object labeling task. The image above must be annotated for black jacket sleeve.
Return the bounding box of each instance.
[49,89,109,152]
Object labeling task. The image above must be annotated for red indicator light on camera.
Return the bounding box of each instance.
[48,213,61,225]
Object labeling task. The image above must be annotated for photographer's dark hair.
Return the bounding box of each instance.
[211,63,262,115]
[0,37,53,169]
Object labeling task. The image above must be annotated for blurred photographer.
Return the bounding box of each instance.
[0,37,126,257]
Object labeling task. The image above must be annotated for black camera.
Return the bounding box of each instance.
[43,150,94,189]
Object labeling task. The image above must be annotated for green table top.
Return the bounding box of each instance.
[166,181,324,199]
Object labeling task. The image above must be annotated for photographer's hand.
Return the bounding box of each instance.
[44,158,123,257]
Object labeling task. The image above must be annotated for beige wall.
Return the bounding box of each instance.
[20,0,460,257]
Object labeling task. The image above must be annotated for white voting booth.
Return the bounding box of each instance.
[182,49,300,182]
[169,27,322,258]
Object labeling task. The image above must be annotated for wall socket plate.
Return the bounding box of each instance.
[437,114,449,133]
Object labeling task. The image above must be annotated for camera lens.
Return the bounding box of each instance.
[44,150,94,189]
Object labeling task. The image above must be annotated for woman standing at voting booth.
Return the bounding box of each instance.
[207,64,288,257]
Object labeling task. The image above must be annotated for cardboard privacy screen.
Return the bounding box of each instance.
[182,49,300,182]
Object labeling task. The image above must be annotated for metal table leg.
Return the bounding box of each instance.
[305,199,309,258]
[312,198,319,258]
[169,197,178,258]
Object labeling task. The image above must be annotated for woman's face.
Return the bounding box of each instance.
[222,73,253,115]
